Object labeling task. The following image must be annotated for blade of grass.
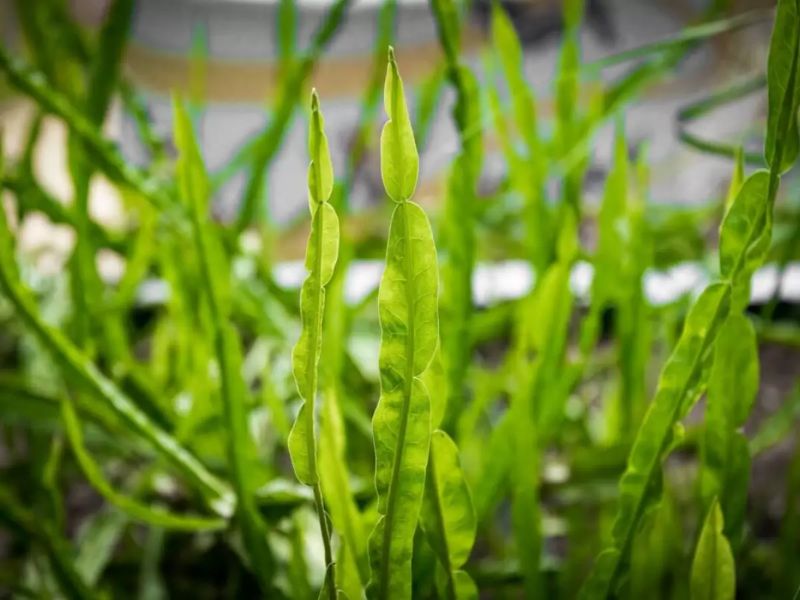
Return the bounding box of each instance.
[277,0,298,72]
[0,176,230,513]
[677,75,766,165]
[68,0,135,352]
[61,396,226,531]
[0,46,175,215]
[587,8,773,71]
[490,3,551,272]
[430,0,483,432]
[173,97,277,593]
[234,0,352,231]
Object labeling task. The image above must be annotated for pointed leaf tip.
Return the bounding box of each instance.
[311,88,320,111]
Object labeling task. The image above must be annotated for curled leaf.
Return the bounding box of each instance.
[421,430,477,599]
[380,48,419,202]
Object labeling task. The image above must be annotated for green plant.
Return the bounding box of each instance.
[0,0,799,598]
[287,89,341,599]
[368,48,441,599]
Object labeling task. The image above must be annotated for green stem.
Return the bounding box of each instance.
[304,200,337,599]
[314,482,337,600]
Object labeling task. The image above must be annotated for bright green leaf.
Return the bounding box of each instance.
[690,500,736,600]
[369,53,439,599]
[718,171,771,307]
[380,48,419,202]
[308,90,335,206]
[420,430,477,599]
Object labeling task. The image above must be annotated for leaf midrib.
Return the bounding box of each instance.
[303,191,325,482]
[380,201,418,599]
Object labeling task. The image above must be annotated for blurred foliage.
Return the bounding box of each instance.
[0,0,799,598]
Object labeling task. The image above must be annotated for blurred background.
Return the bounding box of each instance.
[2,1,800,598]
[0,0,777,237]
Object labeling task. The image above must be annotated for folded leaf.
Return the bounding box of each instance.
[690,500,735,600]
[702,314,758,546]
[579,283,730,599]
[380,48,419,202]
[320,385,369,588]
[421,430,477,599]
[718,171,771,308]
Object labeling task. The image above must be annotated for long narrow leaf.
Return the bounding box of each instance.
[0,200,230,511]
[420,430,477,599]
[61,397,226,531]
[174,98,276,592]
[580,5,800,595]
[235,0,352,230]
[0,488,93,600]
[368,48,438,600]
[287,90,341,599]
[690,499,735,600]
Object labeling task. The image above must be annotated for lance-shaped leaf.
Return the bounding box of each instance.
[581,8,800,590]
[320,385,369,592]
[579,282,730,599]
[429,0,460,65]
[380,47,419,202]
[591,121,628,312]
[491,3,539,155]
[554,3,582,161]
[702,314,758,546]
[706,315,759,430]
[490,3,549,270]
[287,90,341,600]
[765,0,800,173]
[431,0,482,431]
[289,91,340,485]
[690,500,735,600]
[718,171,771,309]
[369,50,438,600]
[421,430,477,600]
